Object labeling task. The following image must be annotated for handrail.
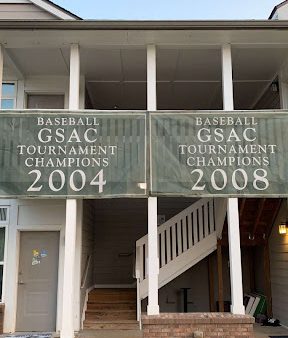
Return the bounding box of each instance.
[136,274,142,329]
[135,197,228,300]
[81,254,91,289]
[136,198,213,247]
[135,246,142,327]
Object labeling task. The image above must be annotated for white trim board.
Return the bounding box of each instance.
[1,0,30,3]
[30,0,78,20]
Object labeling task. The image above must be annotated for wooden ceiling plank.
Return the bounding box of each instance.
[240,198,246,218]
[267,198,283,238]
[252,198,266,236]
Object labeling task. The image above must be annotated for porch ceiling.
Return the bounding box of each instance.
[221,198,283,247]
[3,44,288,109]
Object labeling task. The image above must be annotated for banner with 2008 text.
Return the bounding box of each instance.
[150,112,288,197]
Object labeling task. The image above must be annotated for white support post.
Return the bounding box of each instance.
[147,44,157,111]
[0,45,4,105]
[61,200,78,338]
[227,199,245,314]
[61,43,80,338]
[147,197,160,315]
[222,44,245,315]
[69,44,80,110]
[147,44,159,315]
[279,69,288,109]
[221,44,234,111]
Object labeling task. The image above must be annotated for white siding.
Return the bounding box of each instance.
[142,258,211,313]
[93,198,197,285]
[0,199,66,333]
[269,200,288,325]
[0,3,57,20]
[80,201,95,316]
[275,5,288,20]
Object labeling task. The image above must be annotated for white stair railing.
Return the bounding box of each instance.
[135,198,227,300]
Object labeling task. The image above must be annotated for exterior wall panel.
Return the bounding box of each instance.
[80,201,95,318]
[0,4,56,20]
[0,199,66,333]
[269,200,288,326]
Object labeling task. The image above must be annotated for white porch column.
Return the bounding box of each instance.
[0,45,4,104]
[61,44,80,338]
[147,44,159,315]
[147,197,159,315]
[279,68,288,109]
[221,44,245,315]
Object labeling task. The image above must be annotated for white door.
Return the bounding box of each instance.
[16,231,59,332]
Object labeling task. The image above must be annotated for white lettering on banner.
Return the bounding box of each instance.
[37,128,99,143]
[197,127,256,143]
[37,116,100,126]
[195,116,258,126]
[17,116,119,195]
[177,115,278,193]
[27,169,106,193]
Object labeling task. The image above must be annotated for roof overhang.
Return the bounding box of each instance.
[2,20,288,50]
[1,19,288,30]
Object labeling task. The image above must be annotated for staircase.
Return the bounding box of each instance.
[83,288,139,330]
[81,198,226,334]
[135,198,227,299]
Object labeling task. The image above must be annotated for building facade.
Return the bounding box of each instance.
[0,1,288,337]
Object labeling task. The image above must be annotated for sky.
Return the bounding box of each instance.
[52,0,283,20]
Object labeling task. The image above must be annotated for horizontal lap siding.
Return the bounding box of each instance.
[93,198,198,285]
[0,4,56,19]
[93,199,148,285]
[80,201,95,314]
[269,201,288,326]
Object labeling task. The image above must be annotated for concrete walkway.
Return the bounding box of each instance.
[254,323,288,337]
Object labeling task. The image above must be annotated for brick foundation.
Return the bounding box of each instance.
[142,313,255,338]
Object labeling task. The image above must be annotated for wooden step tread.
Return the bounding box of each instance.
[77,329,143,338]
[90,289,136,295]
[83,323,139,330]
[89,295,136,299]
[87,303,136,309]
[86,314,136,320]
[87,308,135,313]
[84,320,138,323]
[83,324,139,327]
[87,300,136,304]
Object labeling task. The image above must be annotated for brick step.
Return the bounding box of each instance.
[86,303,136,311]
[83,320,139,330]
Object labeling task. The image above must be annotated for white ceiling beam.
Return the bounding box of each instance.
[86,79,271,84]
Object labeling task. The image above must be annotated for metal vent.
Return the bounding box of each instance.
[0,208,8,222]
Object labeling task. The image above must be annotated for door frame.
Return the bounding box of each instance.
[14,226,64,333]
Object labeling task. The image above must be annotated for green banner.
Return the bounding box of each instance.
[1,111,288,198]
[150,112,288,197]
[0,112,146,198]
